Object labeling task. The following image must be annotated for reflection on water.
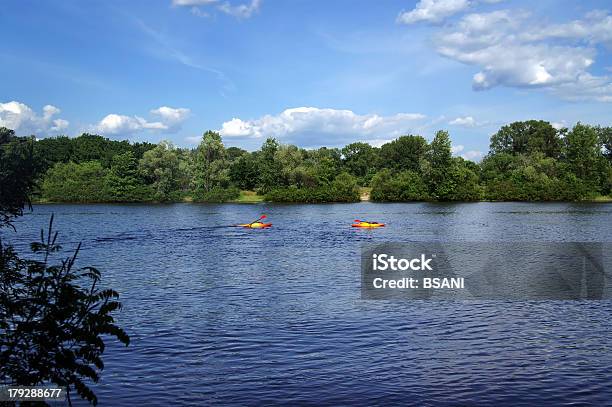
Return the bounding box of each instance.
[6,202,612,406]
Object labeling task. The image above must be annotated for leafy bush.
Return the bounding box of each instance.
[481,154,596,201]
[370,169,429,201]
[330,172,361,202]
[41,161,110,202]
[435,162,483,201]
[265,172,359,203]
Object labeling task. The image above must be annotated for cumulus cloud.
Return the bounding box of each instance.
[450,144,482,161]
[94,106,190,136]
[151,106,191,127]
[219,107,426,146]
[449,116,476,127]
[448,115,491,127]
[432,9,612,101]
[397,0,502,24]
[551,121,567,130]
[451,144,465,153]
[398,0,471,24]
[0,101,69,135]
[461,150,483,161]
[172,0,261,19]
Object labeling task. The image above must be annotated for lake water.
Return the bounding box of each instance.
[7,202,612,406]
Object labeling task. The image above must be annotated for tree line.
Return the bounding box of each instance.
[1,120,611,203]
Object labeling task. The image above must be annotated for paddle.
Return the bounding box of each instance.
[250,214,267,225]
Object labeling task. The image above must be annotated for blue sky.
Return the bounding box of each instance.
[1,0,611,160]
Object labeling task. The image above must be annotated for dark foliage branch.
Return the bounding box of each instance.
[0,128,39,228]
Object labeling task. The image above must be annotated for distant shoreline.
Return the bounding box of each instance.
[32,188,612,205]
[32,196,612,205]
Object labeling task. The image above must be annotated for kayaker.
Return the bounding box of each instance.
[238,215,272,229]
[351,219,385,228]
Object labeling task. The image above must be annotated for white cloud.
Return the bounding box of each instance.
[448,115,491,127]
[397,0,503,24]
[551,120,567,130]
[217,0,261,19]
[520,10,612,45]
[94,106,190,136]
[449,116,476,127]
[461,150,483,161]
[398,0,471,24]
[172,0,261,19]
[0,101,69,135]
[432,9,612,101]
[151,106,191,127]
[451,144,465,153]
[172,0,217,5]
[219,107,426,146]
[451,144,482,161]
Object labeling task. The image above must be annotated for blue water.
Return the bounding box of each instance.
[6,202,612,406]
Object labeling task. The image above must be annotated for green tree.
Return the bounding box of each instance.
[34,135,75,170]
[595,126,612,162]
[331,172,360,202]
[275,144,304,187]
[380,135,428,172]
[490,120,561,157]
[425,130,453,199]
[0,128,39,227]
[341,142,379,183]
[564,123,601,182]
[71,134,131,168]
[256,138,282,193]
[41,161,109,202]
[226,146,247,161]
[139,141,181,201]
[194,131,229,193]
[436,159,482,201]
[104,151,145,201]
[229,153,259,190]
[305,147,342,186]
[370,169,429,201]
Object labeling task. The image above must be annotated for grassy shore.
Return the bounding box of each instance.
[31,191,612,204]
[359,187,371,201]
[229,190,265,203]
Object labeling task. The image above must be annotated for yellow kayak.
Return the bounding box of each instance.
[238,222,272,229]
[351,222,385,228]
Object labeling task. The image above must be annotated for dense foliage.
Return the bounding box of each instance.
[4,119,611,203]
[265,172,360,203]
[1,127,129,405]
[0,128,39,226]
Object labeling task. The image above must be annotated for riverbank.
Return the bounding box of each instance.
[231,190,265,203]
[32,192,612,204]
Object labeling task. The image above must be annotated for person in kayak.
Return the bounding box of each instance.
[351,219,385,228]
[238,215,272,228]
